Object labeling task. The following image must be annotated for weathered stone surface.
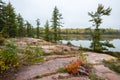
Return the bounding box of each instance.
[35,73,89,80]
[105,73,120,80]
[70,46,79,51]
[41,45,55,53]
[84,52,116,64]
[9,38,119,80]
[14,37,52,47]
[15,41,27,49]
[56,45,71,51]
[41,44,79,54]
[15,57,76,80]
[44,55,76,61]
[13,38,79,54]
[58,77,90,80]
[36,73,70,80]
[93,65,120,80]
[15,51,119,80]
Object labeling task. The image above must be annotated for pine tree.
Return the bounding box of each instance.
[30,25,34,37]
[2,2,17,38]
[88,4,114,52]
[26,21,34,37]
[17,13,25,37]
[26,21,30,37]
[51,6,63,42]
[36,19,40,38]
[44,20,50,41]
[0,0,6,32]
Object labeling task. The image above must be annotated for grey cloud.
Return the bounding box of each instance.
[4,0,120,29]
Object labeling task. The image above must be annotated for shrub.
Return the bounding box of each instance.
[65,58,82,74]
[0,41,19,73]
[67,41,72,46]
[65,52,91,75]
[79,52,87,63]
[23,45,44,64]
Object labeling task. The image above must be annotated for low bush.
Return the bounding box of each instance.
[65,58,82,74]
[65,52,91,75]
[0,41,19,74]
[22,45,44,64]
[66,41,72,46]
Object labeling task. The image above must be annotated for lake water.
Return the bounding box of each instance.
[61,39,120,52]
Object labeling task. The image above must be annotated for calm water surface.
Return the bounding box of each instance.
[61,39,120,52]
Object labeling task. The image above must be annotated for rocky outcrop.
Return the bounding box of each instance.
[93,65,120,80]
[7,38,119,80]
[84,52,116,64]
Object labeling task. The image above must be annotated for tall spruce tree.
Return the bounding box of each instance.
[0,0,5,32]
[17,13,25,37]
[44,20,50,41]
[36,19,40,38]
[26,21,31,37]
[51,6,63,42]
[26,21,34,37]
[1,2,17,38]
[88,4,114,52]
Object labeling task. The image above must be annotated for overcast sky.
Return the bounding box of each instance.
[4,0,120,29]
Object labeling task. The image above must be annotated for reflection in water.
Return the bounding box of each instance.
[61,39,120,52]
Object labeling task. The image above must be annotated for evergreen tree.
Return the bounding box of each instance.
[57,26,61,40]
[25,21,34,37]
[30,25,34,37]
[88,4,114,52]
[26,21,30,37]
[51,6,63,42]
[36,19,40,38]
[0,0,5,32]
[17,13,25,37]
[44,20,50,41]
[2,2,17,38]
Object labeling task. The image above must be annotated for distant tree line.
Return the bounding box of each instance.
[41,28,119,35]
